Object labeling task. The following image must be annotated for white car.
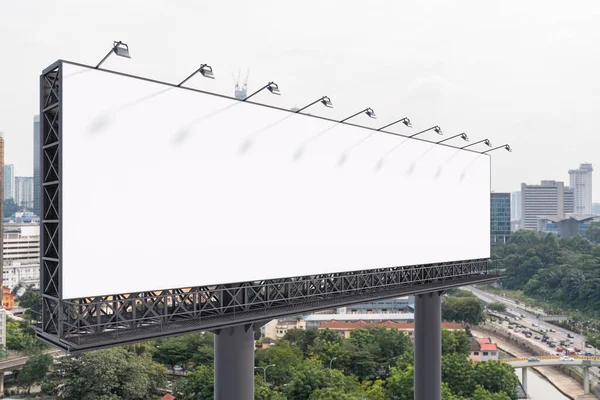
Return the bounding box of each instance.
[532,323,538,327]
[560,356,574,361]
[569,339,575,344]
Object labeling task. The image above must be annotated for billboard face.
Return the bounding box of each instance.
[61,62,490,299]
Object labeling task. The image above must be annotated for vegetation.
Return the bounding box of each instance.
[487,302,507,313]
[442,296,485,325]
[6,318,48,355]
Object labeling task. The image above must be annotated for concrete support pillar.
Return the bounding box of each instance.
[414,291,442,400]
[214,325,255,400]
[521,367,527,394]
[0,371,4,395]
[583,366,590,394]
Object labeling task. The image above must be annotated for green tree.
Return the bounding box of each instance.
[472,385,511,400]
[284,358,357,400]
[585,221,600,243]
[6,318,47,354]
[42,348,167,399]
[173,364,214,400]
[442,297,484,324]
[152,336,188,371]
[255,339,304,387]
[442,382,463,400]
[385,366,414,400]
[254,375,286,400]
[370,327,411,369]
[442,353,474,396]
[17,353,53,394]
[442,330,471,356]
[358,379,386,400]
[471,361,518,400]
[487,302,507,312]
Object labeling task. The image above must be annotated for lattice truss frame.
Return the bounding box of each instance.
[36,60,498,352]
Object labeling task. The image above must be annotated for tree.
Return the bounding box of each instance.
[152,336,189,371]
[442,353,474,397]
[4,198,22,218]
[385,366,414,400]
[585,221,600,243]
[442,297,484,324]
[442,330,471,356]
[6,318,47,354]
[17,353,53,394]
[358,380,386,400]
[255,339,304,387]
[471,361,518,400]
[42,348,167,399]
[283,358,357,400]
[255,375,286,400]
[173,364,214,400]
[487,302,507,312]
[442,382,463,400]
[472,385,511,400]
[369,327,411,369]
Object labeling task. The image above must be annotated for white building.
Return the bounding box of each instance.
[3,165,14,201]
[569,163,593,215]
[511,191,521,222]
[521,181,573,231]
[2,225,40,290]
[15,177,34,209]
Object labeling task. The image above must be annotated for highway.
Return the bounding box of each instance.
[0,349,63,373]
[464,286,600,385]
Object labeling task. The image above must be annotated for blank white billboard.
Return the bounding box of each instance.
[60,62,490,299]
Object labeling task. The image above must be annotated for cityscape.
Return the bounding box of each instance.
[2,1,600,400]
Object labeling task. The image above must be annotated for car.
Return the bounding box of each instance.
[557,347,564,352]
[585,352,593,356]
[574,347,581,352]
[528,357,539,362]
[534,335,541,340]
[585,343,592,348]
[549,328,556,333]
[508,325,514,329]
[549,343,556,348]
[567,333,574,338]
[541,337,548,342]
[569,339,575,344]
[515,328,521,333]
[560,356,574,361]
[532,323,538,327]
[521,314,526,318]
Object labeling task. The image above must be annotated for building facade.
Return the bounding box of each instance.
[569,163,593,214]
[491,193,511,246]
[15,177,33,209]
[3,165,14,201]
[470,337,499,362]
[521,181,573,230]
[537,214,600,238]
[33,115,40,216]
[511,191,522,223]
[2,225,40,290]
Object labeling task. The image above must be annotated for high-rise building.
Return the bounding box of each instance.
[0,133,4,301]
[511,191,521,221]
[491,193,511,246]
[3,165,14,201]
[521,181,574,230]
[564,187,575,214]
[569,163,593,214]
[15,177,34,209]
[33,115,40,216]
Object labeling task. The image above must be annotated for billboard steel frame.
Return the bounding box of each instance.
[36,60,498,353]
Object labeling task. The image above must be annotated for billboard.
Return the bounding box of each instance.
[60,62,490,299]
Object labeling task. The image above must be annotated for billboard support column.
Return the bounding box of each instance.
[214,324,255,400]
[414,291,442,400]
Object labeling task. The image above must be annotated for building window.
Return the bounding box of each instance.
[491,351,496,356]
[473,352,479,355]
[483,352,488,356]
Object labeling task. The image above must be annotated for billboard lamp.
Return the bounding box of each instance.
[96,41,131,69]
[461,139,492,149]
[410,125,442,138]
[340,108,376,123]
[437,132,468,144]
[177,64,215,87]
[295,96,333,113]
[376,117,412,131]
[244,82,281,101]
[482,144,512,154]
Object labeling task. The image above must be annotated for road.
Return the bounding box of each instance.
[0,349,63,373]
[465,286,600,386]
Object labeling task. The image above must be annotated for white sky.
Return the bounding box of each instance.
[1,0,599,198]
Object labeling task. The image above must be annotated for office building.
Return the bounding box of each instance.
[33,115,40,216]
[15,177,33,209]
[3,165,14,201]
[521,181,574,231]
[2,225,40,291]
[511,191,521,222]
[569,163,593,214]
[491,193,511,246]
[564,187,575,214]
[537,214,600,238]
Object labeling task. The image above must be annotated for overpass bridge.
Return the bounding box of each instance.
[0,349,64,393]
[501,356,600,395]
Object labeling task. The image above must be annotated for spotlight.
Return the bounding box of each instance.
[483,144,512,154]
[177,64,215,87]
[437,132,469,144]
[340,108,377,123]
[376,117,412,131]
[410,125,442,138]
[96,41,131,69]
[245,82,281,101]
[295,96,334,113]
[461,139,492,149]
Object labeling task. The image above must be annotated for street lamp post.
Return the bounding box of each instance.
[329,357,337,369]
[255,364,276,385]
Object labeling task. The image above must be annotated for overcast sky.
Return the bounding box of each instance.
[1,0,599,198]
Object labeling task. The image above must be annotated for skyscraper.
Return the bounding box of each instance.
[569,163,593,214]
[511,191,521,221]
[3,165,14,201]
[521,181,573,230]
[33,115,40,216]
[491,193,511,246]
[15,177,34,209]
